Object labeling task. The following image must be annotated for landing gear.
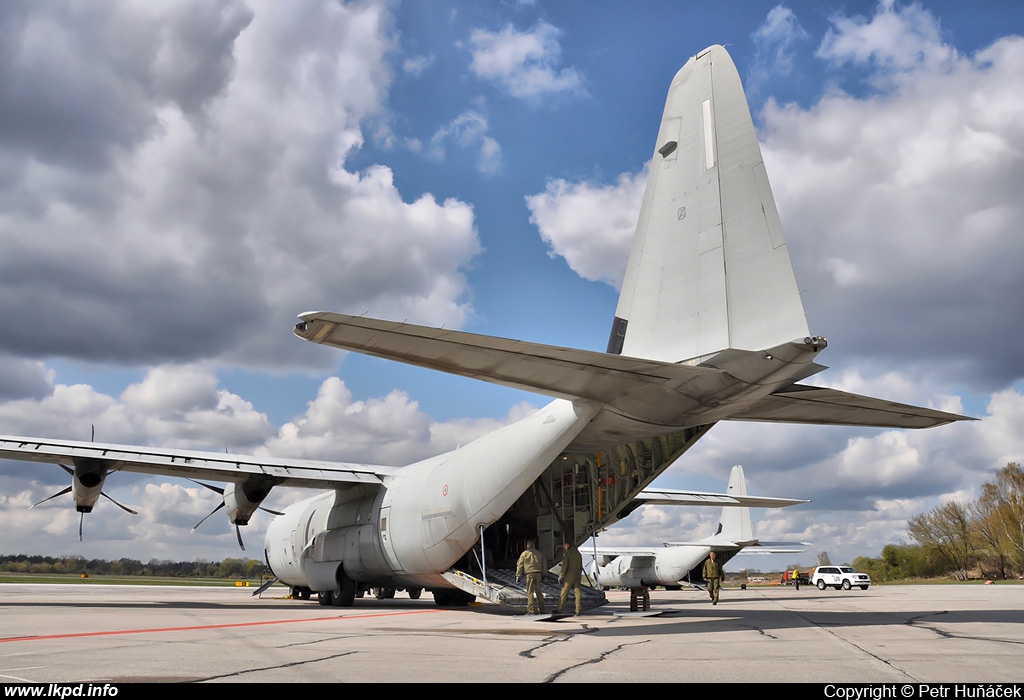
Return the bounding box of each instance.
[332,571,357,607]
[373,587,396,600]
[408,588,422,599]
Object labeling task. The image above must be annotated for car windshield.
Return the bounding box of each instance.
[839,567,855,573]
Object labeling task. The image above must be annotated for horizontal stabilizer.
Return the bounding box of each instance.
[634,486,807,509]
[664,539,807,553]
[727,384,972,429]
[294,311,720,404]
[591,547,660,560]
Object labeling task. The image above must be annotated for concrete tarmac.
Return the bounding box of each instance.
[1,582,1022,683]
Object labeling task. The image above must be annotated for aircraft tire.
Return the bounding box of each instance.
[816,580,826,591]
[317,590,334,606]
[408,588,422,599]
[333,572,357,607]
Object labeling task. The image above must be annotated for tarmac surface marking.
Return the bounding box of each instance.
[1,583,1021,683]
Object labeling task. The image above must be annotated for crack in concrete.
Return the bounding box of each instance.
[739,624,778,639]
[192,650,360,681]
[542,640,649,683]
[906,611,1024,646]
[518,626,597,659]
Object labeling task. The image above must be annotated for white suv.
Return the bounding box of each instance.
[811,565,870,591]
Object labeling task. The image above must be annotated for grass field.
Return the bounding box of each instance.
[0,571,262,587]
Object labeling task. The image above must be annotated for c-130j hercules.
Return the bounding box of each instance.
[0,45,969,611]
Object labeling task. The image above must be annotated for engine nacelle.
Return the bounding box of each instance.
[224,475,278,525]
[71,459,110,513]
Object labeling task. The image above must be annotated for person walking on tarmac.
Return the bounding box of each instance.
[516,540,547,614]
[703,551,724,605]
[556,542,584,616]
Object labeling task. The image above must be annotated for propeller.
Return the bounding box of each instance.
[189,479,284,551]
[31,464,138,542]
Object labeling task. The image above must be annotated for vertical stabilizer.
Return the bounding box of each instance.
[609,45,808,363]
[715,465,754,542]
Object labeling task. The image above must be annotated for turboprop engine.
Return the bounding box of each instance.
[70,459,108,513]
[31,458,137,541]
[191,474,283,550]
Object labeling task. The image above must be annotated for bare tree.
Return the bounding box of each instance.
[908,500,975,580]
[984,463,1024,575]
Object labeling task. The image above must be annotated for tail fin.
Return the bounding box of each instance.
[712,465,755,543]
[609,45,809,363]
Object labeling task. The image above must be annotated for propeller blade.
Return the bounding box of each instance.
[259,506,285,517]
[235,523,245,551]
[99,491,139,515]
[79,512,84,542]
[187,479,225,496]
[31,486,72,508]
[190,501,226,532]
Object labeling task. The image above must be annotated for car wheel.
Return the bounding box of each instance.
[842,579,852,591]
[816,580,826,591]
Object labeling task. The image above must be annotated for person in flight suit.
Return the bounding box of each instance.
[703,551,724,605]
[556,542,584,616]
[516,540,547,614]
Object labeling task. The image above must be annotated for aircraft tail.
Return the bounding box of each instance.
[608,45,809,363]
[709,465,755,544]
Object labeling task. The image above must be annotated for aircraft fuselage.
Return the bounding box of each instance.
[265,399,599,591]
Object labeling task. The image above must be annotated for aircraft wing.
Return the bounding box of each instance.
[726,384,971,429]
[294,311,722,405]
[633,487,808,509]
[0,435,398,490]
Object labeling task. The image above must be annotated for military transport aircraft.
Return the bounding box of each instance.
[593,465,807,591]
[0,45,969,610]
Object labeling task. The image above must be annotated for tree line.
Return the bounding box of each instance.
[0,554,266,579]
[854,462,1024,581]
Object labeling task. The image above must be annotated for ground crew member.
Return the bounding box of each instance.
[516,540,546,614]
[793,567,801,590]
[703,551,723,605]
[556,542,584,616]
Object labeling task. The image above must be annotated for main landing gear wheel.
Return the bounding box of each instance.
[317,590,334,606]
[408,588,422,599]
[332,571,357,607]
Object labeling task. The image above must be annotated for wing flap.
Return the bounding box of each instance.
[0,435,394,489]
[727,384,972,428]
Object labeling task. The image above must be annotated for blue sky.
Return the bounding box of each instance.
[2,0,1024,571]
